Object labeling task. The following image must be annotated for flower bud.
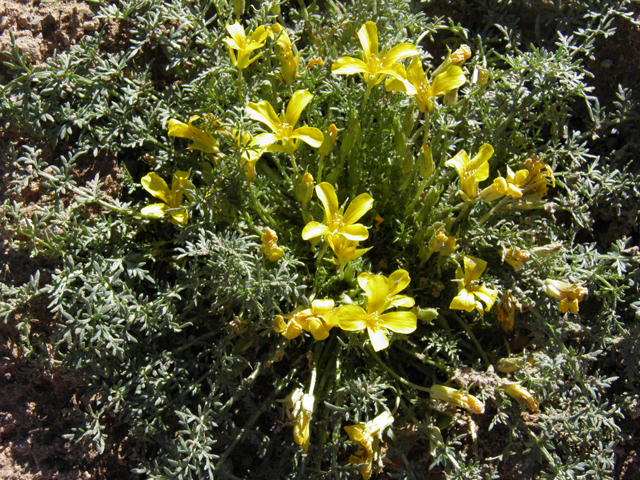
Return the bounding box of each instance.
[294,172,315,205]
[319,124,338,156]
[502,382,540,412]
[430,385,484,414]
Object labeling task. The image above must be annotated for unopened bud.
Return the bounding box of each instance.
[319,124,338,156]
[294,172,314,205]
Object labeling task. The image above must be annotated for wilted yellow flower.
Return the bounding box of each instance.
[344,411,394,480]
[385,56,466,112]
[541,279,588,314]
[429,229,456,256]
[431,44,472,78]
[373,213,384,231]
[271,23,301,85]
[332,21,418,87]
[324,270,416,351]
[479,166,529,203]
[224,22,268,70]
[502,382,540,412]
[518,156,556,205]
[504,247,530,271]
[301,182,373,244]
[496,354,535,373]
[168,116,221,156]
[318,124,338,157]
[284,388,315,452]
[495,289,522,332]
[246,90,324,157]
[445,144,494,201]
[450,256,499,315]
[430,384,485,414]
[260,227,284,261]
[307,58,324,69]
[141,171,192,225]
[274,299,336,341]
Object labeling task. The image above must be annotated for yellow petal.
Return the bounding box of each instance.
[311,298,335,316]
[430,65,466,97]
[467,143,494,181]
[342,193,374,226]
[325,305,368,331]
[252,132,280,148]
[358,21,378,58]
[385,76,410,93]
[358,272,372,293]
[249,25,268,45]
[141,173,170,204]
[387,295,414,308]
[464,256,487,284]
[141,203,169,218]
[381,43,419,68]
[367,326,390,351]
[331,56,369,75]
[340,224,369,241]
[246,100,281,133]
[364,275,389,314]
[301,222,330,240]
[316,182,339,224]
[169,209,188,225]
[226,22,246,46]
[378,311,417,334]
[387,269,410,296]
[171,170,191,192]
[285,90,314,127]
[290,127,324,148]
[445,150,470,176]
[405,56,427,90]
[450,289,476,312]
[472,285,499,311]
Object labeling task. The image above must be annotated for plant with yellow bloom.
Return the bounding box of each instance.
[445,143,494,201]
[270,23,301,85]
[385,56,466,112]
[229,129,265,182]
[504,247,530,271]
[430,384,485,414]
[260,227,283,261]
[246,90,324,161]
[479,165,529,203]
[332,21,418,102]
[141,171,192,225]
[343,411,394,480]
[223,22,268,70]
[284,388,315,452]
[168,116,221,157]
[274,299,336,341]
[495,289,522,332]
[324,270,417,351]
[450,256,499,315]
[327,236,371,274]
[540,279,588,314]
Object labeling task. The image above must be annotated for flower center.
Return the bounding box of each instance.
[368,53,382,73]
[277,122,294,139]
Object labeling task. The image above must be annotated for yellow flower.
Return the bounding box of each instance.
[230,129,265,183]
[450,256,499,315]
[479,166,529,203]
[168,116,221,156]
[429,229,457,256]
[324,270,417,351]
[223,22,268,70]
[246,90,324,157]
[327,236,372,270]
[141,171,191,225]
[430,384,485,414]
[344,411,394,480]
[260,227,284,261]
[270,23,301,85]
[373,213,384,231]
[301,182,373,243]
[445,144,494,201]
[385,56,466,112]
[502,382,540,412]
[495,289,522,332]
[273,299,336,341]
[332,21,419,87]
[541,279,588,314]
[284,388,315,452]
[504,247,530,271]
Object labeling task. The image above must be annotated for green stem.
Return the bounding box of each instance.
[362,83,373,110]
[478,196,509,226]
[308,341,324,395]
[317,154,325,183]
[451,312,490,366]
[314,242,329,268]
[366,346,431,393]
[249,183,276,229]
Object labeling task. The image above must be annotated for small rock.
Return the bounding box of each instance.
[17,14,43,31]
[57,30,71,46]
[42,13,57,30]
[601,59,613,69]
